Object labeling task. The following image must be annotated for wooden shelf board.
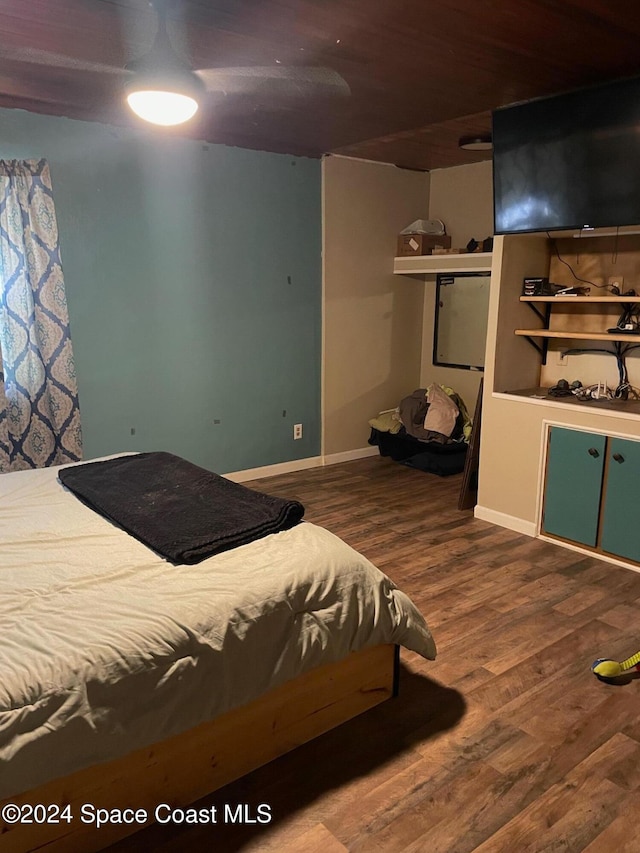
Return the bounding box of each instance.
[515,329,640,343]
[394,253,492,275]
[521,296,640,303]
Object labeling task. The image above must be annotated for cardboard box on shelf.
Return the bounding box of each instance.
[396,234,451,256]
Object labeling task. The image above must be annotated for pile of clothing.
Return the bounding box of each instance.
[368,384,471,476]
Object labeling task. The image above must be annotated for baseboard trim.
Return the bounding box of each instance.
[474,505,537,537]
[322,446,379,466]
[224,456,323,483]
[224,446,379,482]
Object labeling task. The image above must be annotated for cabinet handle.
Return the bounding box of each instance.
[588,447,600,458]
[613,453,625,463]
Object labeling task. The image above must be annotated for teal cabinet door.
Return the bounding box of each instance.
[543,427,606,546]
[600,437,640,562]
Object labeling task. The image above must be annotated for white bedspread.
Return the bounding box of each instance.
[0,460,436,798]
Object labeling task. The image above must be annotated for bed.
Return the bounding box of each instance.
[0,457,436,852]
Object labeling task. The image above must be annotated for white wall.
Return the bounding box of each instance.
[322,156,430,455]
[428,160,494,249]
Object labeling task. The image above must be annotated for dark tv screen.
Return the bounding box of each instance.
[493,76,640,234]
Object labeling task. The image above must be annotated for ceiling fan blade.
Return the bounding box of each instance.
[0,46,127,76]
[195,66,350,98]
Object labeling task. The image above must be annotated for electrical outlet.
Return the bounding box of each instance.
[608,275,624,290]
[293,423,303,440]
[556,350,568,366]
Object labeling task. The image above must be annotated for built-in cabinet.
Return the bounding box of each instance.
[477,228,640,574]
[542,426,640,563]
[543,427,605,546]
[600,435,640,562]
[491,229,640,398]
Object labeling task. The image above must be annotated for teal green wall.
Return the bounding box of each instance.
[0,109,321,473]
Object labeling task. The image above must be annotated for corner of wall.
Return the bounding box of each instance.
[322,156,430,456]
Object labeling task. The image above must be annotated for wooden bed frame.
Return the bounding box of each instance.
[1,644,398,853]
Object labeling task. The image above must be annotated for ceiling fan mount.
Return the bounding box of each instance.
[123,0,205,125]
[125,0,193,78]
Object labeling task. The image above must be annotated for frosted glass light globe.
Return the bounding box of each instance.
[126,90,199,126]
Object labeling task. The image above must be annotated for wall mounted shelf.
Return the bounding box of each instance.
[520,296,640,303]
[515,329,640,343]
[394,252,492,275]
[516,294,640,362]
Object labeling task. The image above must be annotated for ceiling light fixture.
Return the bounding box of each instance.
[458,134,493,151]
[125,70,204,126]
[124,0,204,126]
[126,91,198,126]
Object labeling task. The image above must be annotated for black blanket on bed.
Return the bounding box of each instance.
[58,452,305,565]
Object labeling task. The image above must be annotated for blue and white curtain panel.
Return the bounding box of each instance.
[0,159,82,472]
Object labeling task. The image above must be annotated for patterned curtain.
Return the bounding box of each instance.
[0,159,82,472]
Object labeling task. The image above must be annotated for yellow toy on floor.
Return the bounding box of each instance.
[592,651,640,682]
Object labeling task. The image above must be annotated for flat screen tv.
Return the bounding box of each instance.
[493,75,640,235]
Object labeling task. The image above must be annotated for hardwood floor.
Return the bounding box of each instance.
[108,456,640,852]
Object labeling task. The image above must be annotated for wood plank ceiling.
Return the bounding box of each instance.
[2,0,640,171]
